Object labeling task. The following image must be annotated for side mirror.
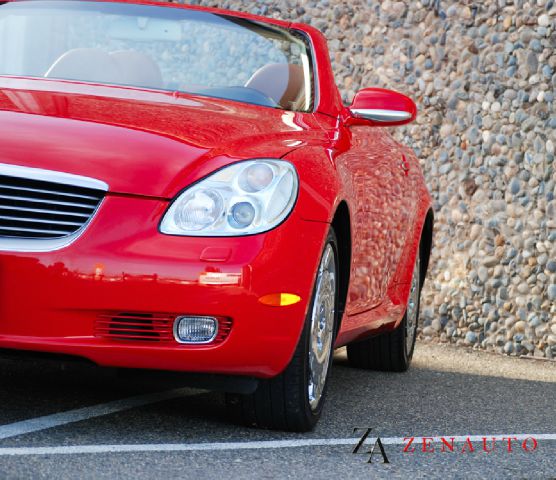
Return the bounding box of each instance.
[345,88,417,127]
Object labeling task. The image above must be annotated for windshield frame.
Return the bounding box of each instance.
[0,0,319,113]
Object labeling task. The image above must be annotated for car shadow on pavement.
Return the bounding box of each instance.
[0,347,555,447]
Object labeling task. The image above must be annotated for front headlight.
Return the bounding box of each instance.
[160,159,298,236]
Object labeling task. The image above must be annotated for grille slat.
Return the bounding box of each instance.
[0,171,104,240]
[97,315,173,322]
[0,225,75,235]
[0,183,102,201]
[96,327,173,335]
[0,215,83,227]
[0,194,98,210]
[0,204,91,218]
[96,321,172,328]
[101,334,173,341]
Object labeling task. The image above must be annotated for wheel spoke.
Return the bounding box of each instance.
[405,256,420,354]
[307,243,336,411]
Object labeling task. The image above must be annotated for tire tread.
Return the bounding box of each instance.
[347,246,423,373]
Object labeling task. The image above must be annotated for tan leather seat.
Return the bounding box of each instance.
[45,48,164,90]
[110,51,164,89]
[45,48,122,84]
[245,63,306,110]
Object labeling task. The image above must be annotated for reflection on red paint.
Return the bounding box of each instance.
[199,272,242,286]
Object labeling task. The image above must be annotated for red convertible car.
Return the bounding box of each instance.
[0,0,433,431]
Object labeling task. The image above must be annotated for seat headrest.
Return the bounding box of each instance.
[45,48,122,84]
[110,51,164,89]
[45,48,164,90]
[245,63,306,110]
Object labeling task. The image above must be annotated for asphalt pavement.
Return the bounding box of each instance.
[0,343,554,479]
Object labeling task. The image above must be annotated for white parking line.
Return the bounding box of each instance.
[0,387,195,441]
[0,434,554,456]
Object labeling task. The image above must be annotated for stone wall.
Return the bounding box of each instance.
[163,0,556,359]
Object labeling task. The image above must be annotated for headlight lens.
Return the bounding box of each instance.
[239,163,274,192]
[176,189,224,231]
[160,159,298,236]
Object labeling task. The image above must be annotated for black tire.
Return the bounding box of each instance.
[226,229,339,432]
[347,245,423,372]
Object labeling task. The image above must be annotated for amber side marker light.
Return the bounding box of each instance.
[259,293,302,307]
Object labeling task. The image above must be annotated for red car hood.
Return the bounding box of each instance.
[0,78,324,198]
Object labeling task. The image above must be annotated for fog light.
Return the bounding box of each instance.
[173,316,218,344]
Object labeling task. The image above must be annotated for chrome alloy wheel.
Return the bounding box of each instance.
[405,256,421,353]
[308,244,336,411]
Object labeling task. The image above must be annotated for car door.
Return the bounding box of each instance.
[340,126,415,315]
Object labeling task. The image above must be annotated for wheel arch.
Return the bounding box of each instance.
[331,201,351,334]
[419,208,434,286]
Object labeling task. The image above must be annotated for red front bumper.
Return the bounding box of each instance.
[0,195,328,378]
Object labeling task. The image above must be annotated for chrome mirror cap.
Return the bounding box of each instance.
[350,108,413,124]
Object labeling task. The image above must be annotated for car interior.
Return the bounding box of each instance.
[43,47,307,110]
[45,48,165,89]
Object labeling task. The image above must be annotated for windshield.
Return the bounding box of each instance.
[0,1,314,111]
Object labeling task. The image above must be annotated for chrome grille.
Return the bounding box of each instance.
[0,164,107,250]
[0,174,104,239]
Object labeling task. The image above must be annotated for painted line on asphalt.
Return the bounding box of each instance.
[0,388,195,441]
[0,434,555,456]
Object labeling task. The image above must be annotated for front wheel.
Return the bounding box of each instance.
[227,229,339,432]
[347,252,422,372]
